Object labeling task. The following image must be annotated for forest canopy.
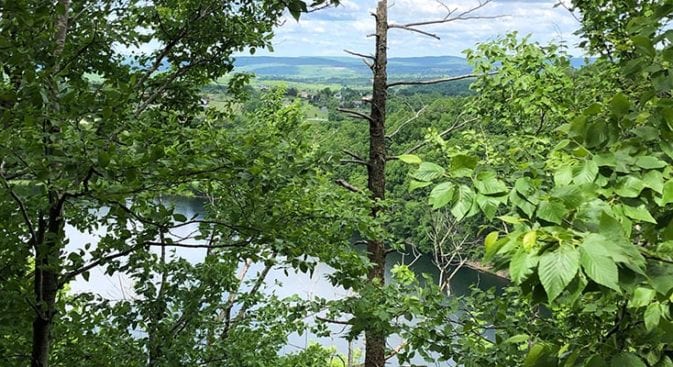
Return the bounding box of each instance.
[1,0,673,367]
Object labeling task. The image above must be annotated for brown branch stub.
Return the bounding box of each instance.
[335,179,362,193]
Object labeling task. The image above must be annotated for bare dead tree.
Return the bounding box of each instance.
[335,1,497,365]
[427,212,475,295]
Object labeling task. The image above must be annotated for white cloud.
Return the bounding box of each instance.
[247,0,585,57]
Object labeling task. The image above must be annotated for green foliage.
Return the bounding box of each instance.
[406,1,673,364]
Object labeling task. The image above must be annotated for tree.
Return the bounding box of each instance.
[0,1,347,366]
[409,0,673,364]
[335,1,496,365]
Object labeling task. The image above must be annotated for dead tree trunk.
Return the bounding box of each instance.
[364,2,389,365]
[336,2,495,366]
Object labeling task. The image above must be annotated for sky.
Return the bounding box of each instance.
[251,0,584,58]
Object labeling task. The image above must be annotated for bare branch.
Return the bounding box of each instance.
[344,49,375,61]
[343,150,366,161]
[392,0,501,29]
[335,179,362,194]
[402,117,475,156]
[388,24,440,40]
[340,158,370,166]
[387,73,488,88]
[386,105,427,140]
[337,108,373,122]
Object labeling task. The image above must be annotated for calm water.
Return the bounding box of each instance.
[65,196,506,366]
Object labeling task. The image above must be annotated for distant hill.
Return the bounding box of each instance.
[232,55,591,84]
[233,56,473,83]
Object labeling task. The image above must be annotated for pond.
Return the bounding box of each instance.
[65,196,507,366]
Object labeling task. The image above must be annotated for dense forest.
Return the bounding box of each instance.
[2,0,673,366]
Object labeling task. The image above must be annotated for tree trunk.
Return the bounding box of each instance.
[365,1,388,366]
[31,195,64,367]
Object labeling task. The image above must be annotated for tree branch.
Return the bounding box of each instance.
[343,150,366,161]
[344,49,375,61]
[391,117,476,158]
[388,24,440,40]
[386,105,427,140]
[337,108,373,122]
[387,73,485,88]
[0,170,36,248]
[335,179,362,193]
[316,316,353,325]
[340,159,370,166]
[393,0,501,29]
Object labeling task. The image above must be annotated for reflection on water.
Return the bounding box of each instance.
[66,196,506,365]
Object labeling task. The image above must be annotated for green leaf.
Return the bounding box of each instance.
[579,243,620,292]
[645,302,662,331]
[574,160,599,185]
[622,204,657,224]
[475,193,504,220]
[474,171,507,195]
[611,353,646,367]
[648,262,673,295]
[510,248,539,284]
[173,213,187,222]
[635,156,667,169]
[398,154,422,164]
[643,170,664,194]
[609,93,631,117]
[510,190,536,218]
[536,200,567,225]
[524,343,558,367]
[409,180,432,192]
[662,181,673,205]
[504,334,529,344]
[629,287,656,308]
[498,215,525,224]
[615,176,645,198]
[450,154,478,172]
[451,185,475,221]
[484,231,499,260]
[554,166,573,186]
[538,246,580,301]
[585,355,608,367]
[412,162,446,182]
[428,182,455,209]
[523,230,537,251]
